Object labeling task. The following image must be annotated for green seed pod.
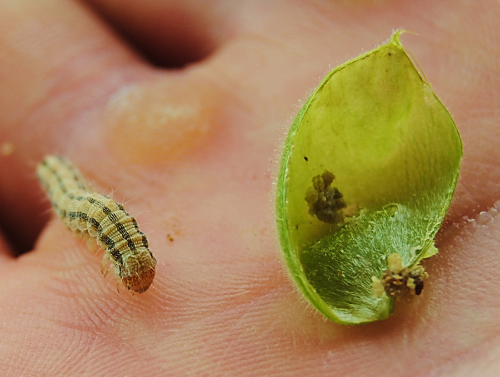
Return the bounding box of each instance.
[276,31,462,324]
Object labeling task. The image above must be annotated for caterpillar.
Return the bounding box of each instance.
[37,155,157,293]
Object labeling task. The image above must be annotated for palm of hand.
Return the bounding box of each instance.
[0,1,499,375]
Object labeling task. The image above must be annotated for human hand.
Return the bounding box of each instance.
[1,1,499,375]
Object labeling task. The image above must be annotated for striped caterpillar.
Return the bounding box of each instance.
[37,155,156,293]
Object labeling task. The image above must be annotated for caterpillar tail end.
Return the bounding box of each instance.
[122,267,156,293]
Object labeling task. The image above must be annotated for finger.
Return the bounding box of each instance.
[85,0,221,68]
[0,0,142,254]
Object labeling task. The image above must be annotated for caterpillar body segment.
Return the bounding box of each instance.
[37,155,157,293]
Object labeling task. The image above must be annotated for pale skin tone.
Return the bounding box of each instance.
[0,0,499,375]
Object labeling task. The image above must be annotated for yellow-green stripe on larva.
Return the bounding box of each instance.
[37,155,156,293]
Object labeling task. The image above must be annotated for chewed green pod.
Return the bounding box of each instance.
[276,31,462,324]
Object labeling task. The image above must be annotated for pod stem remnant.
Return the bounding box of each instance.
[372,253,428,297]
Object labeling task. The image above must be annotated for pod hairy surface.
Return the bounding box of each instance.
[276,31,462,324]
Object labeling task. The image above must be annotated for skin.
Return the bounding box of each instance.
[0,0,499,375]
